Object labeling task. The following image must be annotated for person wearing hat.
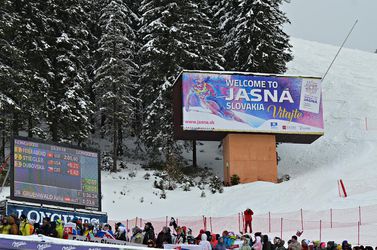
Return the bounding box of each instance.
[19,214,33,236]
[342,241,351,250]
[142,222,155,245]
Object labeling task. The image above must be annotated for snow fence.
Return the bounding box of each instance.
[109,205,377,246]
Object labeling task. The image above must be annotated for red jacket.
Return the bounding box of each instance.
[244,209,254,222]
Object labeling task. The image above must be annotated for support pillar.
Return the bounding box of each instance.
[223,134,277,184]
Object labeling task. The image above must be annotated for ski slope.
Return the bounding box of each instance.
[99,38,377,220]
[1,38,377,244]
[103,38,377,244]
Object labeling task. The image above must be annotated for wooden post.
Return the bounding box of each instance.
[280,218,283,239]
[241,212,245,233]
[359,206,361,225]
[319,220,322,242]
[357,221,360,245]
[268,212,271,233]
[238,213,241,233]
[193,140,197,168]
[330,208,333,228]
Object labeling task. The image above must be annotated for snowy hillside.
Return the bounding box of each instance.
[97,37,377,219]
[1,38,377,243]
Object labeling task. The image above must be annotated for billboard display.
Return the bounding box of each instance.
[182,72,323,134]
[11,137,101,211]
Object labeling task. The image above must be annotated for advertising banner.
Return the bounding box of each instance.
[0,236,124,250]
[6,202,107,224]
[182,72,324,134]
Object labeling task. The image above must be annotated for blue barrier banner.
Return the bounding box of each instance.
[0,236,122,250]
[6,202,107,224]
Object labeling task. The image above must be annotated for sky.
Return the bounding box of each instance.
[281,0,377,53]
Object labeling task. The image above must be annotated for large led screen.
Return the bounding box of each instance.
[11,137,101,211]
[182,72,324,134]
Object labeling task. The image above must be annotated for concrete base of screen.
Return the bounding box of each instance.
[223,134,277,184]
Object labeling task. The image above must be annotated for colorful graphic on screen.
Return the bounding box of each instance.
[182,72,324,134]
[12,138,100,210]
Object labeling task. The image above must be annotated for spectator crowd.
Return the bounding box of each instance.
[0,213,376,250]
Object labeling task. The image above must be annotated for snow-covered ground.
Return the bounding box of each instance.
[95,38,377,219]
[100,38,377,244]
[2,38,377,245]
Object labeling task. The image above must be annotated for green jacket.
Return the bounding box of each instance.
[20,220,33,236]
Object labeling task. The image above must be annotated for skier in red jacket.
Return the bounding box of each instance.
[244,208,254,233]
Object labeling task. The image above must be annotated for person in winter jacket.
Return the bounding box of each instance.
[40,217,57,237]
[55,219,64,238]
[244,209,254,233]
[95,224,115,239]
[327,241,337,250]
[273,237,286,250]
[115,222,127,241]
[131,226,144,244]
[288,236,301,250]
[187,228,196,244]
[241,236,252,250]
[142,222,155,245]
[319,242,327,250]
[262,235,272,250]
[19,214,33,236]
[215,237,227,250]
[0,216,11,234]
[173,226,186,244]
[210,233,218,249]
[252,236,262,250]
[8,215,19,235]
[342,241,351,250]
[196,229,206,244]
[156,226,172,248]
[82,223,93,238]
[302,239,309,250]
[221,231,232,248]
[199,233,212,250]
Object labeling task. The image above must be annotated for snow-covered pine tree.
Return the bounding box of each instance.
[0,0,45,159]
[39,0,93,143]
[11,0,53,138]
[138,0,224,161]
[0,0,22,141]
[219,0,293,73]
[94,0,139,172]
[214,0,241,70]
